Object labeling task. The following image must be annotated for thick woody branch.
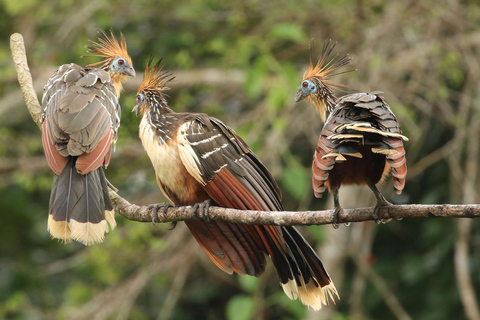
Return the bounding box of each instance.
[10,33,43,129]
[11,32,480,226]
[109,187,480,225]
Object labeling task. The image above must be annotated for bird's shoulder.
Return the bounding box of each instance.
[45,64,114,97]
[325,91,404,135]
[328,92,396,121]
[175,113,250,154]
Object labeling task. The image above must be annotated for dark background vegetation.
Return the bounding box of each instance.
[1,0,480,319]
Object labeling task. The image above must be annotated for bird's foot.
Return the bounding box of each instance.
[373,200,393,224]
[148,203,176,230]
[191,199,212,223]
[332,206,344,229]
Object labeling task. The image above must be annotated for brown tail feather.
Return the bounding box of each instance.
[198,167,338,309]
[280,226,339,308]
[185,220,235,274]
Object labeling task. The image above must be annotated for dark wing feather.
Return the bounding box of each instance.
[179,115,337,307]
[313,92,408,196]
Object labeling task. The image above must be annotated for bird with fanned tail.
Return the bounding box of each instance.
[41,30,135,245]
[295,40,408,225]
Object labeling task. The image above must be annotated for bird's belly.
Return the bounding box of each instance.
[327,147,388,189]
[139,119,208,205]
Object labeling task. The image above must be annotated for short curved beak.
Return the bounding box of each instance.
[294,88,306,103]
[124,65,136,77]
[132,104,140,116]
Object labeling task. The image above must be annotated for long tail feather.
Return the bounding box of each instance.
[47,158,114,245]
[281,226,339,309]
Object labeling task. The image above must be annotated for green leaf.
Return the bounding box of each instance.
[3,0,37,15]
[281,162,309,201]
[226,295,254,320]
[268,24,307,43]
[267,291,306,319]
[64,281,92,304]
[266,81,289,112]
[3,291,26,313]
[244,56,268,99]
[238,275,258,293]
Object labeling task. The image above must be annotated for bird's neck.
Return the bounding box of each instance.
[110,73,127,97]
[145,102,176,143]
[312,92,337,122]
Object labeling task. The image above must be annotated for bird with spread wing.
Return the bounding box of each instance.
[133,57,339,310]
[42,30,135,245]
[295,40,408,225]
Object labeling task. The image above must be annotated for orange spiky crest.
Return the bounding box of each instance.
[135,56,175,116]
[85,29,132,70]
[139,56,174,94]
[300,40,353,121]
[84,30,134,96]
[302,39,351,89]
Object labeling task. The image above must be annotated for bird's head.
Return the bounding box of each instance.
[133,56,174,117]
[85,30,135,96]
[295,40,352,121]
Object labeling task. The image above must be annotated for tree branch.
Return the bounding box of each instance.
[11,32,480,226]
[10,33,43,129]
[109,185,480,224]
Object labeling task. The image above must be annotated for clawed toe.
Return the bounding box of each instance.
[373,201,392,224]
[191,199,212,223]
[366,181,393,225]
[148,203,173,228]
[332,206,344,229]
[147,204,160,227]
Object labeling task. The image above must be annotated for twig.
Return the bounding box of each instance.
[157,248,194,320]
[454,60,480,320]
[350,251,412,320]
[10,32,480,227]
[455,219,480,320]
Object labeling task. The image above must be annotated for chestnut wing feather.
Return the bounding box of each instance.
[179,115,334,292]
[313,92,408,196]
[42,63,120,174]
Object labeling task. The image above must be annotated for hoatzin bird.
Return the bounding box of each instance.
[133,57,338,310]
[41,30,135,245]
[294,41,408,224]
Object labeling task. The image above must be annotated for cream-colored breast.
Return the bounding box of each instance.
[139,117,185,197]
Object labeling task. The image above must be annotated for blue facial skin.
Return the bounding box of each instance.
[301,79,317,95]
[137,93,145,104]
[110,58,127,73]
[295,79,317,103]
[110,58,136,77]
[133,93,145,116]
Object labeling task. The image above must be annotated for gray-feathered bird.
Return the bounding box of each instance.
[41,30,135,245]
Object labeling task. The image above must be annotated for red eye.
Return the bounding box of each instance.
[118,59,125,66]
[302,81,308,88]
[137,95,141,101]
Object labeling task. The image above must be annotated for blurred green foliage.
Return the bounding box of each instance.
[1,0,480,319]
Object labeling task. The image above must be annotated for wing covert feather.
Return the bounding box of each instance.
[313,92,407,196]
[42,63,120,173]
